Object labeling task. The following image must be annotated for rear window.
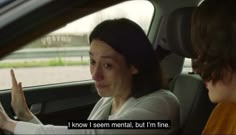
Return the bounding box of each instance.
[182,58,193,73]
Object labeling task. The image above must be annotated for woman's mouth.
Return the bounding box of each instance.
[96,84,109,88]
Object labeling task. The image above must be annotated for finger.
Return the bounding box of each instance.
[11,82,23,101]
[18,82,24,94]
[10,69,17,87]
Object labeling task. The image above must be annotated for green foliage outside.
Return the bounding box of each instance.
[0,34,90,68]
[0,59,89,68]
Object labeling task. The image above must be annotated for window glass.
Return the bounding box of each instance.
[0,0,154,90]
[182,58,193,73]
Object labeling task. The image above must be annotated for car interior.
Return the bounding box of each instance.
[0,0,216,134]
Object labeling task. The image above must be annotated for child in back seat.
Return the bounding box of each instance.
[191,0,236,134]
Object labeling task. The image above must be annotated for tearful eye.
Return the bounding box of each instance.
[90,59,95,65]
[103,63,113,69]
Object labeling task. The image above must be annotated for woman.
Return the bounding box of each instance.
[0,18,179,134]
[191,0,236,134]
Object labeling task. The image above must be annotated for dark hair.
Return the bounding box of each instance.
[191,0,236,83]
[89,18,163,98]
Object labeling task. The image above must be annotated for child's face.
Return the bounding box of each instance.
[205,71,236,103]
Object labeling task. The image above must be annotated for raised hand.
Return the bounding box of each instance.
[10,69,33,121]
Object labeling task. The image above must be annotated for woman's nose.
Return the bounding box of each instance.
[92,65,104,81]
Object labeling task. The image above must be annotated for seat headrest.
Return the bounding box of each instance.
[166,7,195,58]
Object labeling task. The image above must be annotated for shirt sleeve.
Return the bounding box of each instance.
[13,98,177,135]
[14,90,179,135]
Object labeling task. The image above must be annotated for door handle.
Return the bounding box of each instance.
[30,103,42,115]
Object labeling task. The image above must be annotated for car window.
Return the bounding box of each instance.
[0,0,154,90]
[182,58,193,73]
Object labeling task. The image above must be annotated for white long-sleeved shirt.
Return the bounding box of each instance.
[14,89,180,135]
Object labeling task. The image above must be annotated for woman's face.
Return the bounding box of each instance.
[89,39,137,98]
[205,72,236,103]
